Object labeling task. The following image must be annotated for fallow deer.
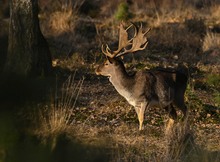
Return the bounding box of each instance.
[96,23,188,131]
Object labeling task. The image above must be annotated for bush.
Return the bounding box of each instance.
[114,2,132,21]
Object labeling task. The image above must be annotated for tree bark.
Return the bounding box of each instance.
[6,0,52,76]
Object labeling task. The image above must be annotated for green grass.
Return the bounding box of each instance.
[206,74,220,88]
[214,92,220,106]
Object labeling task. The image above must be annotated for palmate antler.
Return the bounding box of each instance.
[101,23,150,58]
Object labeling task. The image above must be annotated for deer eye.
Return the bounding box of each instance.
[104,63,109,66]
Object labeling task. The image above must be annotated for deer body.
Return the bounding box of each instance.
[96,23,188,130]
[96,58,187,130]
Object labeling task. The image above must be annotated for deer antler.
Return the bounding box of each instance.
[116,23,150,57]
[101,23,150,58]
[101,23,133,58]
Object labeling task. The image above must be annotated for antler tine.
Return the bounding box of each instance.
[144,28,151,35]
[101,44,115,58]
[132,22,138,37]
[113,23,133,54]
[101,23,134,58]
[131,22,146,37]
[125,23,133,31]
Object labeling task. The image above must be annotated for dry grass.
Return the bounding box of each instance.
[203,31,220,52]
[49,10,77,35]
[154,2,195,27]
[67,107,220,162]
[209,4,220,24]
[159,117,220,162]
[162,118,193,162]
[32,74,84,141]
[39,0,85,36]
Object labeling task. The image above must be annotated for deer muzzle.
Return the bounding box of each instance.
[95,67,101,75]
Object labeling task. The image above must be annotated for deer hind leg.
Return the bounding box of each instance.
[174,98,188,120]
[179,104,188,119]
[174,90,188,119]
[165,104,177,120]
[165,105,177,134]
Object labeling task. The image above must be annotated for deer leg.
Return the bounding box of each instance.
[180,104,188,119]
[135,102,148,131]
[165,118,175,135]
[174,93,188,119]
[165,105,176,134]
[134,105,141,130]
[165,104,177,120]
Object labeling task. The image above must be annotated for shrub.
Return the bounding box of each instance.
[114,2,132,21]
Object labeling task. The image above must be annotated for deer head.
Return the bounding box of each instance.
[96,23,150,77]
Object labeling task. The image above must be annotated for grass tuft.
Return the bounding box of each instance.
[163,118,193,162]
[33,74,84,141]
[49,10,77,35]
[40,0,85,36]
[203,32,220,52]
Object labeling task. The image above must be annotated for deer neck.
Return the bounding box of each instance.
[109,68,134,98]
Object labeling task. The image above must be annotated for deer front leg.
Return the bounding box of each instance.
[135,102,148,131]
[165,118,175,135]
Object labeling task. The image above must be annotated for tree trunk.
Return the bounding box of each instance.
[6,0,52,76]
